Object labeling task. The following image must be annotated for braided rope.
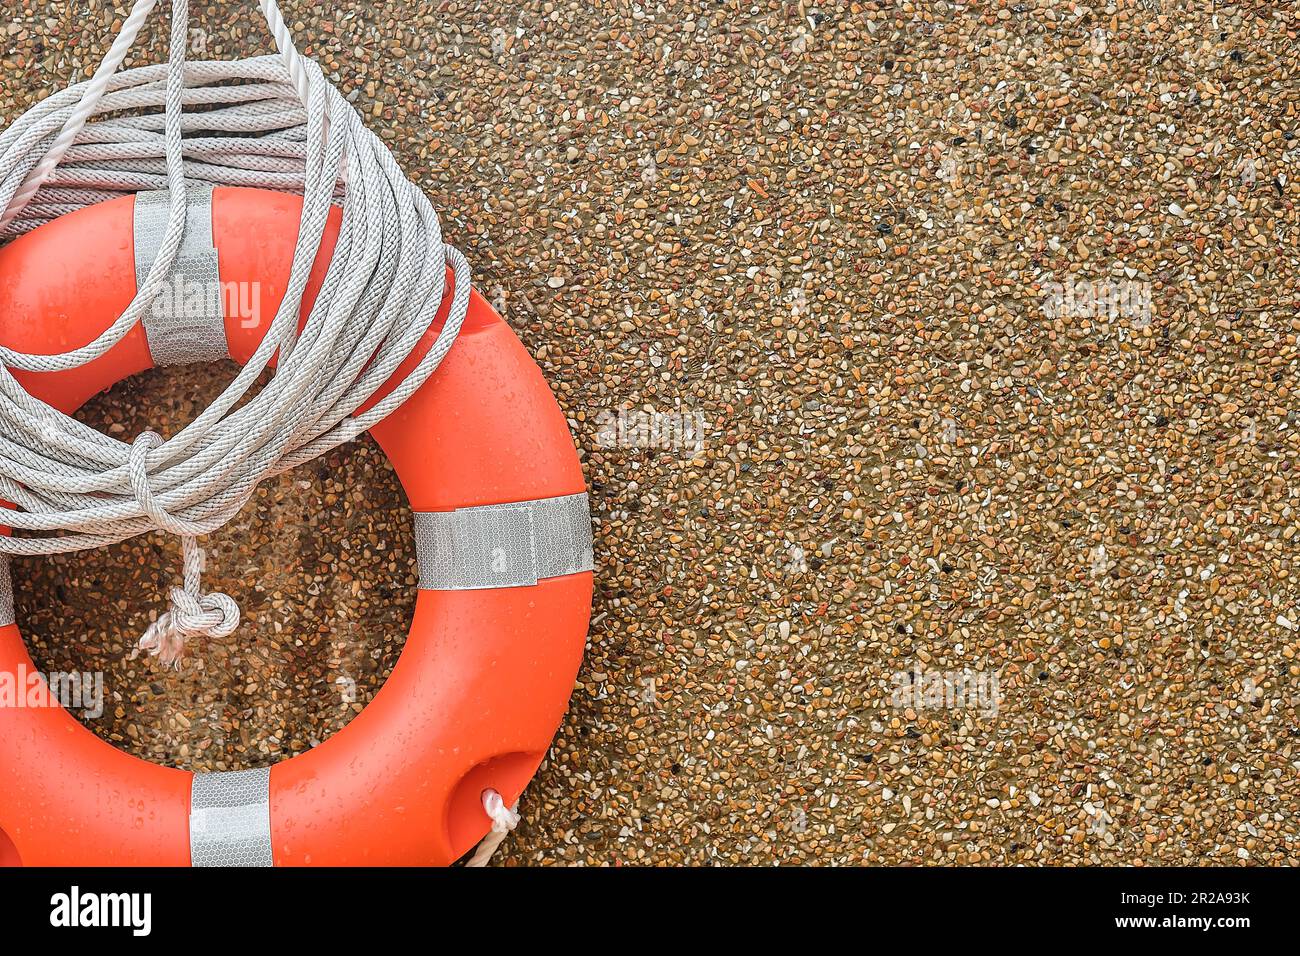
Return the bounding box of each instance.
[0,0,470,665]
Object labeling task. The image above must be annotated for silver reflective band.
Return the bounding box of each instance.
[0,555,13,627]
[190,767,274,867]
[414,492,594,590]
[134,186,230,366]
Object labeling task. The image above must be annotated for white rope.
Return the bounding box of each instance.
[465,790,521,867]
[0,0,470,666]
[0,0,161,234]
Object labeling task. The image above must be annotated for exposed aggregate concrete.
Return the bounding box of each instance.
[3,1,1298,864]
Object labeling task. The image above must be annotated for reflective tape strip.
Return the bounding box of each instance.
[190,767,274,867]
[0,555,13,627]
[414,492,594,590]
[134,187,229,366]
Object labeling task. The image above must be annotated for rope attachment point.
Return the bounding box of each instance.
[464,789,521,867]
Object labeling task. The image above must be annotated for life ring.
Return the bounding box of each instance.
[0,186,593,866]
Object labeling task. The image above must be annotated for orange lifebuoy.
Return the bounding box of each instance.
[0,186,592,866]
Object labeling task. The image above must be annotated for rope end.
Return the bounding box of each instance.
[137,613,187,668]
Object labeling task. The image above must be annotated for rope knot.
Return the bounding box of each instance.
[129,431,241,666]
[137,535,240,668]
[163,584,240,637]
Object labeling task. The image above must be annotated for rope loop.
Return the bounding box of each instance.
[128,430,172,530]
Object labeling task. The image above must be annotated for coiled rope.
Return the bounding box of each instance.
[0,0,470,665]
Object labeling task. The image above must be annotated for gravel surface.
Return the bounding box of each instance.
[3,1,1299,865]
